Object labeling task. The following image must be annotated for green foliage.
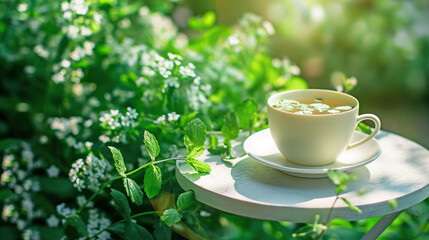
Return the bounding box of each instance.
[185,157,211,173]
[144,164,162,199]
[124,222,154,240]
[220,110,240,159]
[177,191,197,212]
[189,11,217,30]
[64,214,88,239]
[123,178,144,206]
[109,146,127,177]
[293,215,327,240]
[161,209,183,227]
[161,191,196,227]
[183,118,211,173]
[144,130,160,161]
[184,118,206,159]
[327,169,357,195]
[235,98,258,130]
[111,189,131,219]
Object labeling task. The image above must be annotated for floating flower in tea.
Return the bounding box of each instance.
[273,98,353,115]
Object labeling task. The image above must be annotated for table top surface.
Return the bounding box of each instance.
[176,130,429,223]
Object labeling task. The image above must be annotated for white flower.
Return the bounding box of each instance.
[2,154,15,169]
[46,215,60,227]
[179,65,196,78]
[155,115,166,124]
[77,195,93,208]
[262,21,275,35]
[87,209,111,239]
[69,154,109,192]
[22,228,41,240]
[47,165,60,178]
[99,135,110,143]
[167,112,180,122]
[60,59,71,68]
[56,203,75,216]
[2,204,15,221]
[126,107,138,119]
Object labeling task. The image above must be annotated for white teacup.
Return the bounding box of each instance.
[267,89,381,166]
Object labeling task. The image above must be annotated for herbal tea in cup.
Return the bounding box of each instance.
[267,89,381,166]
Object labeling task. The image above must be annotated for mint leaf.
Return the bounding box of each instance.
[153,219,172,240]
[208,134,218,148]
[144,130,160,161]
[186,158,211,173]
[161,209,183,227]
[64,214,88,238]
[327,170,352,186]
[177,191,196,212]
[341,197,362,214]
[108,146,126,177]
[236,98,258,129]
[110,188,131,219]
[221,111,239,141]
[184,118,206,159]
[123,177,144,206]
[124,221,154,240]
[144,164,162,199]
[208,134,227,155]
[185,118,206,146]
[184,136,205,159]
[357,122,372,134]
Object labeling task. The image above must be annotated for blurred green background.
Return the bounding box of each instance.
[180,0,429,148]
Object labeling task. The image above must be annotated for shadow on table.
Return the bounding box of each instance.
[230,156,371,205]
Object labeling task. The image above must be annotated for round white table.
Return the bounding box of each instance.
[176,130,429,239]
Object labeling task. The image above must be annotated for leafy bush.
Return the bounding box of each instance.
[0,0,304,239]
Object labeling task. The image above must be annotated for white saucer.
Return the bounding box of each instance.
[243,129,381,178]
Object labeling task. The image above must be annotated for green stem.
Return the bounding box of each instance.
[87,211,159,240]
[316,195,340,239]
[325,195,339,224]
[76,157,186,215]
[76,176,121,215]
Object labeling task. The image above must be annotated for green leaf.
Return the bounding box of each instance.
[188,11,216,30]
[0,138,22,151]
[0,188,14,201]
[109,146,126,177]
[39,177,75,199]
[221,111,239,141]
[186,158,211,173]
[208,134,218,148]
[123,178,144,206]
[184,118,206,159]
[185,118,206,146]
[124,221,154,240]
[235,98,258,129]
[177,191,196,212]
[357,122,372,134]
[64,214,88,238]
[388,199,398,210]
[144,164,162,199]
[161,209,183,227]
[208,134,227,155]
[327,170,354,186]
[153,219,172,240]
[110,188,131,219]
[341,197,362,214]
[144,131,160,161]
[184,136,205,159]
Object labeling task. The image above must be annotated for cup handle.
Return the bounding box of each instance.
[347,114,381,149]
